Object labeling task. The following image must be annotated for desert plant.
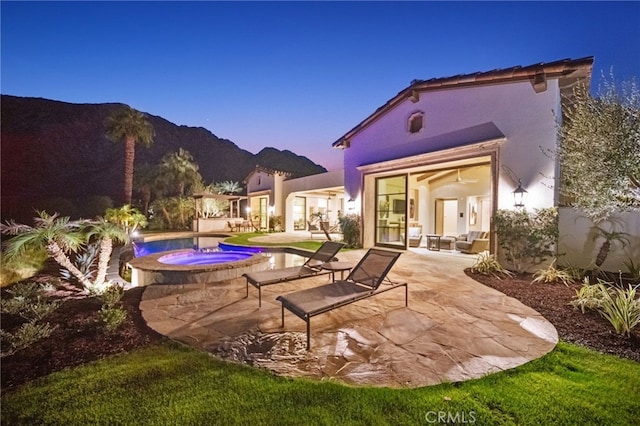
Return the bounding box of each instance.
[597,283,640,337]
[470,252,514,279]
[532,259,575,286]
[60,241,99,283]
[493,207,558,273]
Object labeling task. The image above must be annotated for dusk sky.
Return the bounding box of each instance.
[2,1,639,172]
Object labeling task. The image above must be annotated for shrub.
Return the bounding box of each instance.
[493,207,558,273]
[470,252,513,279]
[338,214,361,248]
[100,306,127,333]
[98,283,127,332]
[532,259,575,286]
[1,321,53,357]
[1,282,61,321]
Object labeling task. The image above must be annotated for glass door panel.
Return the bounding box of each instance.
[375,175,407,247]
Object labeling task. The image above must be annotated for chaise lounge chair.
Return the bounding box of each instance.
[276,248,408,349]
[244,241,345,307]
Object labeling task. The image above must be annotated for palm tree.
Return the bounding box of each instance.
[0,211,92,290]
[214,180,243,195]
[104,205,148,235]
[105,106,155,205]
[84,217,130,291]
[160,148,202,196]
[133,164,160,215]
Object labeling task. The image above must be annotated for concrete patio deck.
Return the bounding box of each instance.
[139,236,558,388]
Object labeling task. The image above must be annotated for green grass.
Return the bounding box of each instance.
[224,232,326,251]
[3,341,639,425]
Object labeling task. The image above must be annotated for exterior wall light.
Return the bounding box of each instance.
[513,180,528,208]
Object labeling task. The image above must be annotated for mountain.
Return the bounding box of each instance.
[1,95,326,221]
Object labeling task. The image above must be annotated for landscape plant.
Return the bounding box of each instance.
[470,252,513,279]
[492,207,558,273]
[1,211,92,290]
[105,106,155,205]
[0,282,59,356]
[571,278,640,336]
[97,284,127,333]
[532,258,574,286]
[338,213,361,248]
[553,73,640,223]
[1,211,130,295]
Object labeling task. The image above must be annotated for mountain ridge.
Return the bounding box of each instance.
[1,95,327,221]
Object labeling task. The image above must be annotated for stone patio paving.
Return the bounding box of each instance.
[139,240,557,388]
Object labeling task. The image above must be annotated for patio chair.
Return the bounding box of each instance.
[276,248,407,349]
[244,241,345,307]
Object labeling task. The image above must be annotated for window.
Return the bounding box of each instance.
[408,111,424,134]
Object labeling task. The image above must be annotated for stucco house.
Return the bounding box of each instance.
[244,57,638,270]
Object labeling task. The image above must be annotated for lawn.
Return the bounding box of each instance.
[2,341,639,425]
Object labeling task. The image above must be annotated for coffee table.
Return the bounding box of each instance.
[426,234,442,251]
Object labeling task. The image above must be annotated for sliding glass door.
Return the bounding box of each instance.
[375,174,407,248]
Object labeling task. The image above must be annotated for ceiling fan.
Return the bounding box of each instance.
[451,168,478,185]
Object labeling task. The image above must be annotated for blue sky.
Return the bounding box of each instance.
[2,1,639,172]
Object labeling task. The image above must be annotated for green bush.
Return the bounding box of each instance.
[1,321,54,357]
[493,207,558,273]
[338,214,361,248]
[100,307,127,333]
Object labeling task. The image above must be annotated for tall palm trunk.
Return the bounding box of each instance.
[47,241,93,291]
[123,136,136,205]
[94,237,113,289]
[595,239,611,269]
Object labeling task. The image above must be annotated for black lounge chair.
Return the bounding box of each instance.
[276,248,408,349]
[244,241,345,307]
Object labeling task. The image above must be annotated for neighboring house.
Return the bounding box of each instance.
[244,166,292,230]
[245,166,345,232]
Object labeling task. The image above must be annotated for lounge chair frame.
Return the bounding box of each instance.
[243,241,344,307]
[276,249,408,349]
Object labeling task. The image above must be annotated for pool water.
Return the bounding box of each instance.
[158,251,254,266]
[132,237,221,257]
[132,236,307,269]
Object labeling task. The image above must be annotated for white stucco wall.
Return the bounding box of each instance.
[558,208,640,273]
[343,80,562,211]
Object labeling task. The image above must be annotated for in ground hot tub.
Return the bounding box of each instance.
[128,248,270,286]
